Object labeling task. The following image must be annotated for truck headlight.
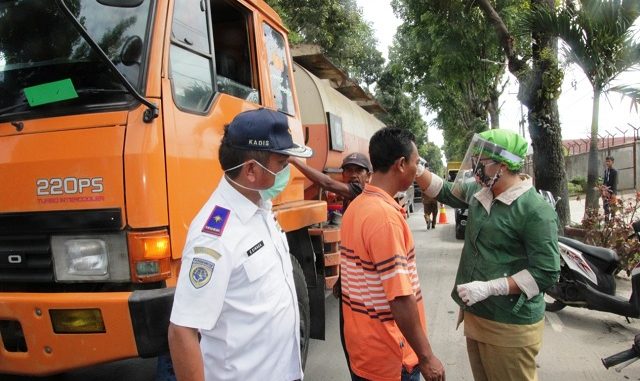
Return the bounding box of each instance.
[65,239,108,276]
[52,234,130,282]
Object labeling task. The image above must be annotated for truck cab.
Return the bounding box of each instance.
[0,0,328,375]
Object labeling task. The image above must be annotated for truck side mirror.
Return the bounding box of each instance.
[120,36,143,66]
[97,0,144,7]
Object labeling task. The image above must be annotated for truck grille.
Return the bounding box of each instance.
[0,236,53,282]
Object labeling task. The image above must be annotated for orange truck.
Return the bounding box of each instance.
[0,0,386,376]
[292,50,385,205]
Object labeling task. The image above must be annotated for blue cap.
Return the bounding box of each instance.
[227,108,313,158]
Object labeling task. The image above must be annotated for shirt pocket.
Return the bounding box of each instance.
[242,250,280,297]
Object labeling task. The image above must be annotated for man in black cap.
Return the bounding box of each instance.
[168,108,312,381]
[288,151,372,213]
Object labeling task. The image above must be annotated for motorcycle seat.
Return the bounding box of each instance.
[559,236,619,264]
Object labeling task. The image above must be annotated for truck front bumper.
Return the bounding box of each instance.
[0,288,174,376]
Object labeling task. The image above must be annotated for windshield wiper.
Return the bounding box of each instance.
[0,101,30,116]
[0,88,129,117]
[76,88,130,95]
[54,0,159,123]
[0,87,130,123]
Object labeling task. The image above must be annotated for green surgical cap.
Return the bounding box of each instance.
[478,129,528,170]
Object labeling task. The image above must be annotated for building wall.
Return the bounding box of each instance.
[561,141,639,191]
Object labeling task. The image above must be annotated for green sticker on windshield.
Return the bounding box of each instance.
[23,79,78,107]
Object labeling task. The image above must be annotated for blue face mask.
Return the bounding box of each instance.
[225,160,290,201]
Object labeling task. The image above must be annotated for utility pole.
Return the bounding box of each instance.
[509,91,527,137]
[518,102,526,137]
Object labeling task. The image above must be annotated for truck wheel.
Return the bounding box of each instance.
[291,255,310,370]
[455,225,465,240]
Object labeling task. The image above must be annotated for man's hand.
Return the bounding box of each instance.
[456,278,509,306]
[419,355,445,381]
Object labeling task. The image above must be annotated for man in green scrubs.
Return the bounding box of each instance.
[416,129,560,381]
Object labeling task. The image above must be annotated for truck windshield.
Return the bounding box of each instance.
[0,0,153,122]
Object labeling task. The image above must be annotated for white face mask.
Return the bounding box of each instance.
[225,160,290,201]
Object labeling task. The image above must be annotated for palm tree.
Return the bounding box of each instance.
[525,0,640,214]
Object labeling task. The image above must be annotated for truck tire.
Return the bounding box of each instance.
[291,255,310,370]
[455,225,465,240]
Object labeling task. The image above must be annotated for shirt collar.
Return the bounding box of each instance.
[218,176,271,224]
[473,175,533,213]
[363,183,402,211]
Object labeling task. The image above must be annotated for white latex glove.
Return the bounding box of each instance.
[456,278,509,306]
[416,157,427,178]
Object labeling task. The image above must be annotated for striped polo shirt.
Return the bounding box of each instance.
[340,184,426,381]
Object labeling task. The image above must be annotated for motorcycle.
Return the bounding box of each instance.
[602,333,640,371]
[542,190,640,317]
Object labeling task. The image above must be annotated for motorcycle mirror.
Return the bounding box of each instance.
[538,189,558,208]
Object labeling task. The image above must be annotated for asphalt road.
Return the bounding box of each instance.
[304,205,640,380]
[3,204,639,380]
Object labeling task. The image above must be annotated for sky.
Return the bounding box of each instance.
[356,0,640,151]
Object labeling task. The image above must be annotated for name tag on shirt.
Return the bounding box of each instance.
[247,241,264,256]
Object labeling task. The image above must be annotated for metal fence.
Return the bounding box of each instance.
[523,125,640,191]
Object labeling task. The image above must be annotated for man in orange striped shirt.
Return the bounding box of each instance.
[340,127,445,381]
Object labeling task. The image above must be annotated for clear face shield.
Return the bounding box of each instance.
[450,134,522,201]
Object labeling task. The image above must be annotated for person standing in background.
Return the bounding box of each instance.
[602,156,618,221]
[288,152,372,213]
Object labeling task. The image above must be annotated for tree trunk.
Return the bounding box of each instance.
[526,0,570,227]
[528,51,571,227]
[487,97,500,129]
[528,107,569,225]
[585,87,601,215]
[476,0,571,227]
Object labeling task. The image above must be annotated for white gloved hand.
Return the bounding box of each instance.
[456,278,509,306]
[416,157,427,178]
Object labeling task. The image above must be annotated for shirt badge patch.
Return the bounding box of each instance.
[193,246,222,260]
[247,241,264,256]
[202,206,230,236]
[189,258,214,289]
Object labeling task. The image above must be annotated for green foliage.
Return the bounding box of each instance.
[569,176,586,194]
[569,176,587,191]
[582,193,640,275]
[265,0,384,86]
[522,0,640,91]
[567,182,581,196]
[419,142,444,177]
[538,48,564,101]
[521,0,640,210]
[389,0,512,160]
[375,64,428,147]
[609,84,640,112]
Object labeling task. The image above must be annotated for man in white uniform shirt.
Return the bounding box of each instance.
[168,108,313,381]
